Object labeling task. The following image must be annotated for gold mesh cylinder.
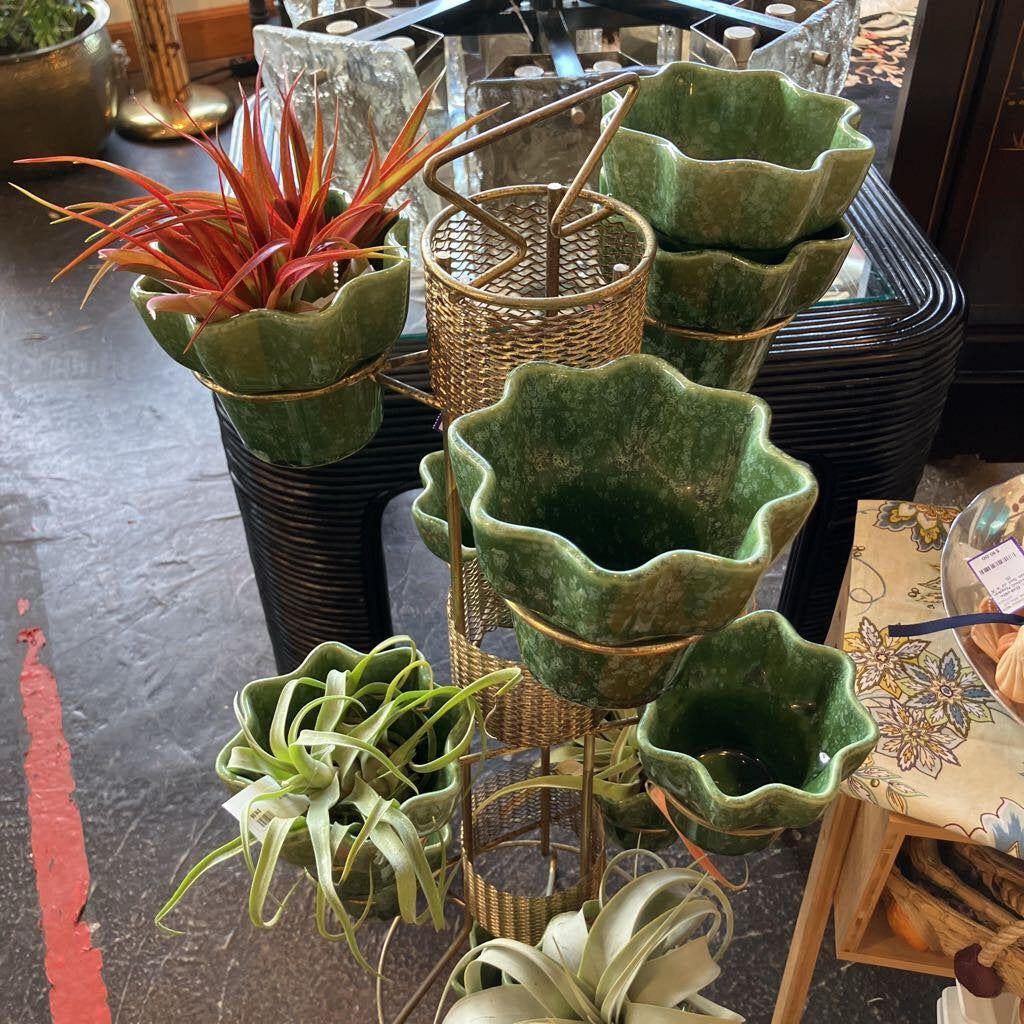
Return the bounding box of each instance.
[423,185,654,418]
[448,559,602,746]
[462,762,606,944]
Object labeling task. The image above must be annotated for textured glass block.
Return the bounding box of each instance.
[253,24,445,268]
[690,0,859,94]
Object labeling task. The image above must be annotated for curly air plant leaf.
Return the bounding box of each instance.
[438,851,743,1024]
[550,711,646,803]
[13,69,495,347]
[155,636,519,971]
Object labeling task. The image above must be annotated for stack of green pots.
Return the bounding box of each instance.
[601,62,874,391]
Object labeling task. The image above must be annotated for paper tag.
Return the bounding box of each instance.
[968,537,1024,614]
[223,776,307,841]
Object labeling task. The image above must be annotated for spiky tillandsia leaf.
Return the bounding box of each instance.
[156,635,520,970]
[14,69,498,349]
[437,851,742,1024]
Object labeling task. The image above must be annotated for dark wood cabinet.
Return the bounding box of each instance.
[889,0,1024,457]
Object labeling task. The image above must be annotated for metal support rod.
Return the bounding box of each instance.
[546,182,564,315]
[386,919,473,1024]
[539,10,586,77]
[579,731,596,878]
[539,745,552,857]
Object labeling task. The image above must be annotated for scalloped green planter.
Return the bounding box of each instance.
[637,611,877,854]
[601,62,873,250]
[598,789,675,853]
[411,450,477,563]
[448,355,818,707]
[130,210,410,468]
[646,221,854,335]
[215,640,462,914]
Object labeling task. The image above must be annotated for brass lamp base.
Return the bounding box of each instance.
[116,85,235,141]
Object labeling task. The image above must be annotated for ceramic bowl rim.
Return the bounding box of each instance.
[450,355,819,582]
[652,217,854,273]
[411,449,478,560]
[603,62,874,177]
[636,610,878,814]
[214,639,469,820]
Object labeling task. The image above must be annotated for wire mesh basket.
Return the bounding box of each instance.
[461,760,606,945]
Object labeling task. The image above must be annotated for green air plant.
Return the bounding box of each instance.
[546,712,674,852]
[156,637,518,970]
[438,850,743,1023]
[0,0,89,54]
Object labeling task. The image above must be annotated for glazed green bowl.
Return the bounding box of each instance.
[448,355,818,706]
[215,640,464,910]
[646,219,855,335]
[131,204,410,468]
[411,450,477,563]
[598,789,675,852]
[601,62,873,250]
[637,611,877,854]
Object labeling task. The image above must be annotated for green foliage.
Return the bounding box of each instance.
[155,636,519,970]
[439,850,743,1023]
[0,0,89,55]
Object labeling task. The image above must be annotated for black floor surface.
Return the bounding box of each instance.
[1,131,950,1022]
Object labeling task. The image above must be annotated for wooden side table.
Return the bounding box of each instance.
[772,501,1024,1022]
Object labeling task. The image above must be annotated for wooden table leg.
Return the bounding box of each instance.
[771,794,861,1024]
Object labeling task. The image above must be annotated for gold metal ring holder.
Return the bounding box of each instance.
[191,350,393,403]
[506,598,703,657]
[643,312,796,343]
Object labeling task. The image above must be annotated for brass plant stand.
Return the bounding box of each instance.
[369,72,666,1023]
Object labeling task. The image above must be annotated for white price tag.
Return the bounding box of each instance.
[968,538,1024,614]
[223,776,307,841]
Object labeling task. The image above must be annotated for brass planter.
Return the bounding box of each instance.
[2,0,116,178]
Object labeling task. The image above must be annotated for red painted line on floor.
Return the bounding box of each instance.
[17,601,111,1024]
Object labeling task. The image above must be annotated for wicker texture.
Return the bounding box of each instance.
[448,558,602,746]
[424,187,651,418]
[462,762,605,945]
[886,839,1024,995]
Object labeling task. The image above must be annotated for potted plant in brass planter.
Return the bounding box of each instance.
[156,636,517,969]
[16,73,487,467]
[447,355,818,708]
[1,0,116,178]
[637,610,877,855]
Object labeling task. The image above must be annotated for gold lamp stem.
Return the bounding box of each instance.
[117,0,234,141]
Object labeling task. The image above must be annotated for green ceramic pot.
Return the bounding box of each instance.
[448,355,818,707]
[411,450,477,563]
[130,209,410,468]
[598,789,675,853]
[646,221,854,335]
[215,640,463,913]
[637,611,877,855]
[601,62,873,250]
[641,319,780,394]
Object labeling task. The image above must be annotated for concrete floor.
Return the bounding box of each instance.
[4,127,1005,1023]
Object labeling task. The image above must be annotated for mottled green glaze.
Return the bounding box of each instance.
[642,322,778,394]
[647,220,854,335]
[411,450,477,564]
[448,355,818,655]
[598,789,675,852]
[512,611,690,708]
[215,640,461,908]
[637,611,877,854]
[130,213,410,468]
[601,63,873,250]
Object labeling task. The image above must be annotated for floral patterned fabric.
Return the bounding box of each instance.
[840,500,1024,859]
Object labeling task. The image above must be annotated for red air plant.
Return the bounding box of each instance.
[14,72,490,346]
